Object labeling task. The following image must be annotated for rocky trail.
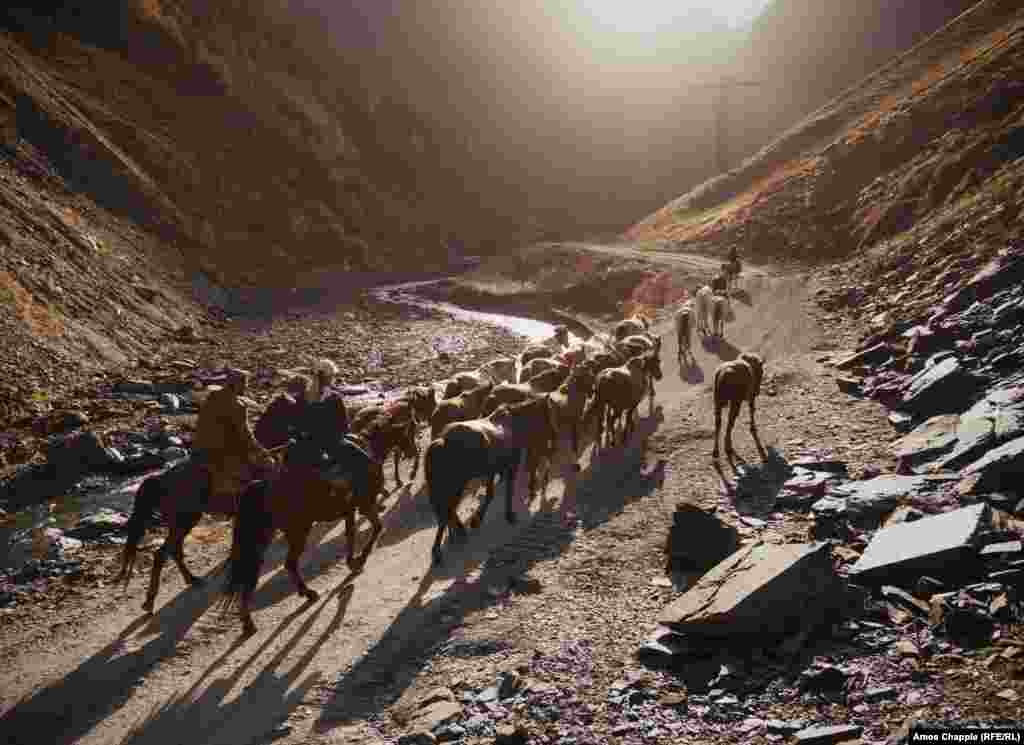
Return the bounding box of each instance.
[1,244,1023,745]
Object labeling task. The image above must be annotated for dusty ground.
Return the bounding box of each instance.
[0,248,1020,745]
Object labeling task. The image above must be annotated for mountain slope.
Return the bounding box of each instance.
[627,0,1024,266]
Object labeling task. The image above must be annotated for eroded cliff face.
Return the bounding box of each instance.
[2,0,476,290]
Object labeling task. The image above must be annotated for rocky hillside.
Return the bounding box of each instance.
[1,0,483,288]
[630,0,1024,497]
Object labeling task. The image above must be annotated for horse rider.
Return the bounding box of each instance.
[192,368,276,511]
[711,272,728,295]
[288,358,365,468]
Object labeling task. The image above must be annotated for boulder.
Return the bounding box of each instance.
[794,724,863,745]
[776,468,845,507]
[849,503,990,584]
[901,357,982,417]
[664,504,740,574]
[957,435,1024,496]
[658,541,847,637]
[63,508,129,541]
[45,431,119,474]
[829,474,936,521]
[114,379,156,395]
[890,414,959,471]
[934,385,1024,471]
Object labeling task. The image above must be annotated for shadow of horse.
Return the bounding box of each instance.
[311,404,668,734]
[114,586,353,745]
[0,558,233,745]
[727,444,794,516]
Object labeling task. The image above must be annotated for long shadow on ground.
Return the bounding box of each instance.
[0,558,229,745]
[312,408,666,732]
[114,586,354,745]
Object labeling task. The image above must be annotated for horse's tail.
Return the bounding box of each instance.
[220,481,274,611]
[117,474,163,587]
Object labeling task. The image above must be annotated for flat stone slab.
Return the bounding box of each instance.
[934,385,1024,471]
[849,503,991,582]
[829,474,936,519]
[958,434,1024,495]
[901,357,980,416]
[659,542,846,637]
[794,724,863,745]
[891,414,959,469]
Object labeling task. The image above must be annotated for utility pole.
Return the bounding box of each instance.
[694,77,764,173]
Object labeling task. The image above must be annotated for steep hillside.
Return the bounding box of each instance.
[628,0,1024,265]
[2,0,475,288]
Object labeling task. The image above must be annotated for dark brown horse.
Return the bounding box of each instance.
[220,412,415,634]
[349,386,436,485]
[425,396,556,566]
[116,457,273,613]
[116,400,342,613]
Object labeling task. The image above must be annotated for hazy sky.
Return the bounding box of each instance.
[578,0,772,32]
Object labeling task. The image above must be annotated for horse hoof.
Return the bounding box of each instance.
[241,621,257,637]
[141,601,154,614]
[302,588,320,602]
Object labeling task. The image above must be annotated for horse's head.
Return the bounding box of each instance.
[739,352,764,396]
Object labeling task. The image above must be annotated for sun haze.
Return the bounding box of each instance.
[577,0,768,33]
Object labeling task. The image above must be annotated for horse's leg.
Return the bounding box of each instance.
[504,464,518,524]
[408,438,421,482]
[393,448,403,487]
[171,511,204,586]
[355,473,385,567]
[471,474,496,529]
[284,521,318,602]
[712,402,723,459]
[142,535,171,613]
[648,378,655,415]
[748,392,758,433]
[725,400,741,456]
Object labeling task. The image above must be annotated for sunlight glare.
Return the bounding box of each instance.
[578,0,757,33]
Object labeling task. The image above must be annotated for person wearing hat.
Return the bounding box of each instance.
[192,368,275,511]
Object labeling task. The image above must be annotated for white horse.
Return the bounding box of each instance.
[695,285,713,336]
[675,300,694,364]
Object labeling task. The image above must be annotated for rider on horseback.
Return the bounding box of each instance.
[192,368,275,511]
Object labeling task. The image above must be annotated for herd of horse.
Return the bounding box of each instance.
[117,274,762,635]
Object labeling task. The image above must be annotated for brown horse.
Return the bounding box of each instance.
[349,386,436,484]
[588,350,663,450]
[117,400,345,614]
[116,457,275,613]
[425,396,556,565]
[221,413,414,634]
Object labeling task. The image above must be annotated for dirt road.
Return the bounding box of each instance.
[0,251,820,745]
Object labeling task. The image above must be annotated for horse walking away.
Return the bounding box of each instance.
[675,302,694,365]
[426,396,556,566]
